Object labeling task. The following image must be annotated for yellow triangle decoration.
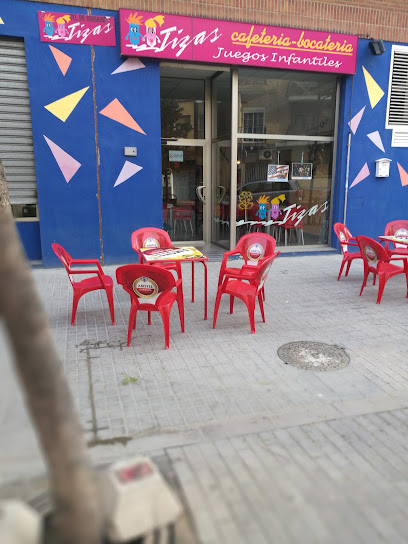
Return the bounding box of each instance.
[0,17,4,24]
[44,87,89,122]
[362,66,384,109]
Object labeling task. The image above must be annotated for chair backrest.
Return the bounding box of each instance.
[333,223,354,254]
[284,207,305,229]
[235,233,276,265]
[356,235,389,271]
[131,228,174,258]
[384,220,408,249]
[254,251,280,291]
[52,243,75,284]
[116,264,176,305]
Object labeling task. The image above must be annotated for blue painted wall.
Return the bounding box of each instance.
[333,38,408,249]
[2,1,407,261]
[16,222,42,260]
[0,1,161,266]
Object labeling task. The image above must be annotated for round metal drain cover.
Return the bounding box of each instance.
[278,341,350,371]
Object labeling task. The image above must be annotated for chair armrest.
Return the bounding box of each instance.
[70,258,104,273]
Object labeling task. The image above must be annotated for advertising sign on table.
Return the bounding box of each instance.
[38,11,116,46]
[119,9,357,74]
[141,247,205,260]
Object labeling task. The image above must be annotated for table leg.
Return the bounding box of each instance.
[203,261,208,320]
[191,261,195,302]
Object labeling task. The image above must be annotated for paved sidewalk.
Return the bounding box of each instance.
[2,252,408,543]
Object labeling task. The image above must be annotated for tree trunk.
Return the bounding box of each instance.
[0,160,104,543]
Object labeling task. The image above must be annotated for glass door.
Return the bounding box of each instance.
[162,144,204,242]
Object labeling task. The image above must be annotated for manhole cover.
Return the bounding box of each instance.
[278,341,350,371]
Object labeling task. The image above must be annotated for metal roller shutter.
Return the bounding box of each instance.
[0,37,37,205]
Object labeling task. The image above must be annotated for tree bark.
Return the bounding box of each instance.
[0,160,104,543]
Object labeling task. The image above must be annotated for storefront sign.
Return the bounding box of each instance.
[38,11,116,46]
[119,10,357,74]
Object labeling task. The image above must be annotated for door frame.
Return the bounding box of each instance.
[160,63,229,245]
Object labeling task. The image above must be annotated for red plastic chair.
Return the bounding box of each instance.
[333,222,362,280]
[284,207,305,245]
[356,235,408,304]
[213,252,279,333]
[217,233,276,290]
[383,220,408,261]
[52,243,115,325]
[116,264,184,349]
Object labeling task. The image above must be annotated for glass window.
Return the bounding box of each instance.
[238,68,337,137]
[160,77,205,139]
[237,139,332,245]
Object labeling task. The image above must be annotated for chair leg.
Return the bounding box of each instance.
[338,259,346,281]
[127,305,137,346]
[359,270,369,296]
[106,286,115,324]
[71,292,81,325]
[147,311,151,325]
[230,295,234,314]
[176,287,185,332]
[246,299,256,333]
[159,305,172,349]
[376,276,387,304]
[258,292,265,322]
[345,260,352,277]
[213,289,223,329]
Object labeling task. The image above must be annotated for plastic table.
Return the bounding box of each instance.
[139,246,209,320]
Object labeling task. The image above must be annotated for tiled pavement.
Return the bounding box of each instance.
[2,252,408,543]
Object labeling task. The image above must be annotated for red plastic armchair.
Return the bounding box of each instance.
[116,264,184,349]
[218,233,276,288]
[284,207,305,245]
[383,220,408,261]
[213,252,279,333]
[52,243,115,325]
[333,222,362,280]
[356,235,408,304]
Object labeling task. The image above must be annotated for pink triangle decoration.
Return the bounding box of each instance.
[49,45,72,76]
[349,163,370,189]
[44,135,81,183]
[348,106,365,135]
[367,131,385,152]
[114,160,143,187]
[397,163,408,187]
[99,98,146,135]
[111,58,145,75]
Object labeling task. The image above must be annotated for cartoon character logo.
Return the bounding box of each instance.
[144,15,165,47]
[143,237,160,248]
[247,243,264,261]
[364,245,377,264]
[43,13,55,37]
[270,194,286,220]
[132,276,158,298]
[56,15,70,37]
[125,12,145,46]
[255,194,270,221]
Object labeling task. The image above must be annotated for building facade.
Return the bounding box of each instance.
[1,0,408,266]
